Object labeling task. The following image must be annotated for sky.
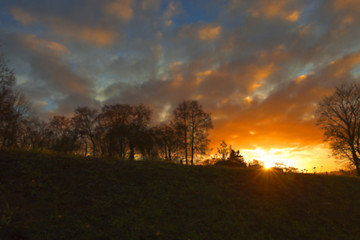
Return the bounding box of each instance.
[1,0,360,171]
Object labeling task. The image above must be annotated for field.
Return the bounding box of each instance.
[1,150,360,240]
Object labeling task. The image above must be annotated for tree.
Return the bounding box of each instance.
[155,123,179,161]
[20,116,48,150]
[127,104,152,160]
[0,52,29,148]
[316,83,360,176]
[228,149,246,167]
[217,140,230,160]
[72,106,99,156]
[96,104,152,159]
[96,104,133,158]
[47,115,79,153]
[214,141,247,167]
[172,100,213,165]
[249,159,264,168]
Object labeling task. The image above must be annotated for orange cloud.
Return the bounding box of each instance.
[295,74,307,83]
[171,73,184,88]
[248,0,301,22]
[238,63,277,91]
[198,25,221,40]
[193,70,213,86]
[22,34,69,56]
[325,52,360,77]
[11,7,36,25]
[48,20,117,46]
[334,0,360,11]
[105,0,134,21]
[77,27,117,46]
[11,7,117,46]
[285,10,300,22]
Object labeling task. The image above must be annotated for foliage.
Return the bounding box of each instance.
[214,141,247,167]
[248,159,264,168]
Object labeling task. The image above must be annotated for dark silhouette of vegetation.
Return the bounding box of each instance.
[72,106,98,156]
[248,159,264,168]
[172,100,213,165]
[317,83,360,176]
[214,140,247,167]
[155,123,179,161]
[0,53,29,148]
[271,162,298,173]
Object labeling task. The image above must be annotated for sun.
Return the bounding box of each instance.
[263,156,276,169]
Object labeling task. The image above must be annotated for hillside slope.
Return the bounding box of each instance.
[1,150,360,239]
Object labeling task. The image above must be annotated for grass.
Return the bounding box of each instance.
[1,150,360,239]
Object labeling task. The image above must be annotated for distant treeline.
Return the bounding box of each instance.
[0,53,214,164]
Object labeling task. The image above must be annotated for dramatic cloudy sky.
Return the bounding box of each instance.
[1,0,360,171]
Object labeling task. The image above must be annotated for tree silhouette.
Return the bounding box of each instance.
[214,141,246,167]
[0,53,29,148]
[173,100,213,165]
[317,83,360,176]
[217,140,230,160]
[155,123,179,162]
[47,115,79,152]
[72,106,99,156]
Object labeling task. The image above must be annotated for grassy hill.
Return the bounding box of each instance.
[1,150,360,240]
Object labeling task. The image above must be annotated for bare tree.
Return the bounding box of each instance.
[72,106,98,156]
[316,83,360,176]
[172,100,213,165]
[20,117,48,149]
[96,104,132,158]
[127,104,152,160]
[0,53,29,148]
[217,140,230,160]
[155,123,179,161]
[47,115,79,153]
[96,104,152,159]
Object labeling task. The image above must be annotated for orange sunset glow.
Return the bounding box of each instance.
[2,0,360,172]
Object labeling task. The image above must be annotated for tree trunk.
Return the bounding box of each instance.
[190,123,195,165]
[168,146,172,161]
[84,141,88,156]
[356,164,360,176]
[352,150,360,176]
[184,130,188,165]
[90,136,96,157]
[129,142,135,160]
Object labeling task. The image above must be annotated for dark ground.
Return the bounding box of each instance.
[1,150,360,239]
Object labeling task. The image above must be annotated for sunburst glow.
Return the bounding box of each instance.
[263,157,276,169]
[241,148,294,169]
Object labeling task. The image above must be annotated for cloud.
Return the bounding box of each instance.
[246,0,301,22]
[10,7,118,46]
[198,25,221,40]
[2,32,100,116]
[333,0,360,12]
[52,23,117,46]
[22,34,70,56]
[105,0,134,21]
[162,0,182,26]
[285,10,300,22]
[11,7,36,25]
